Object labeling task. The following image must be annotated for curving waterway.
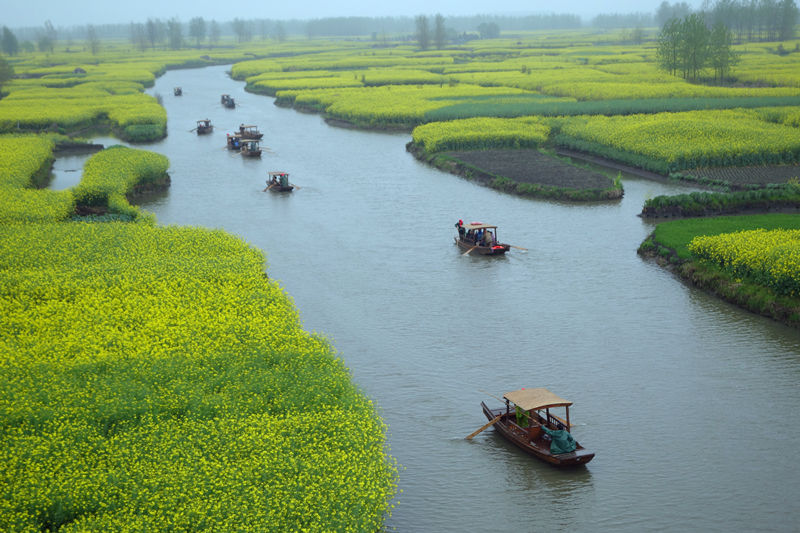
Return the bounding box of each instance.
[55,64,800,532]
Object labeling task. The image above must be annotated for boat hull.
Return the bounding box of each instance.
[455,237,510,255]
[481,402,594,467]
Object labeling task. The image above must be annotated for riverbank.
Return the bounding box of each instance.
[638,214,800,328]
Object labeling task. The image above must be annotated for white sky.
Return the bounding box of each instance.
[3,1,703,28]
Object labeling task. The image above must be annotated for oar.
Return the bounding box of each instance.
[290,183,301,190]
[188,128,197,132]
[462,245,478,256]
[466,415,502,440]
[510,245,527,251]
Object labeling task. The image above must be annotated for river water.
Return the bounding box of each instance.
[53,65,800,532]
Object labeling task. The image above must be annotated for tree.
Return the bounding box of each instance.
[680,13,710,81]
[188,17,206,46]
[232,18,253,43]
[656,1,692,27]
[37,21,57,54]
[656,18,682,76]
[86,24,100,55]
[0,55,14,94]
[477,22,500,39]
[130,23,148,51]
[778,0,799,40]
[709,21,739,81]
[434,13,446,49]
[42,20,57,52]
[167,18,183,50]
[2,27,19,56]
[209,20,221,45]
[146,18,164,49]
[275,22,286,42]
[415,15,430,50]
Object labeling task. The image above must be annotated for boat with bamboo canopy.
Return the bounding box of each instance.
[477,387,594,467]
[454,221,510,255]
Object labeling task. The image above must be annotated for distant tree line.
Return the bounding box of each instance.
[657,0,799,41]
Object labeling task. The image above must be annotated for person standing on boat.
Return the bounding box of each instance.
[455,219,465,238]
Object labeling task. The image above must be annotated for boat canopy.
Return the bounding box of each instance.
[504,388,572,411]
[268,171,288,176]
[462,223,497,231]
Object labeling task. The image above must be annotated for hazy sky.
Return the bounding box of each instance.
[4,1,703,28]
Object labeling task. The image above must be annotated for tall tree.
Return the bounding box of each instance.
[209,20,221,45]
[167,18,183,50]
[232,18,253,43]
[680,13,710,80]
[86,24,100,55]
[434,13,446,49]
[0,55,13,93]
[656,17,683,76]
[146,18,164,49]
[778,0,800,40]
[37,21,57,53]
[708,21,739,81]
[2,27,19,56]
[415,15,430,50]
[275,22,286,42]
[130,23,148,51]
[477,22,501,39]
[188,17,206,46]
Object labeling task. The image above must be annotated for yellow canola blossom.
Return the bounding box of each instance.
[0,223,398,531]
[412,116,550,153]
[689,228,800,297]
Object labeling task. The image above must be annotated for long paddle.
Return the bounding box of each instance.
[290,183,301,190]
[510,245,527,251]
[466,415,502,440]
[462,245,478,256]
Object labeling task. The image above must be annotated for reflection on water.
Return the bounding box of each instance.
[53,65,800,533]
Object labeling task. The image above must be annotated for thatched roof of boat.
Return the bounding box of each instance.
[503,388,572,411]
[462,223,497,230]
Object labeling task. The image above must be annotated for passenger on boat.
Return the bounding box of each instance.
[455,219,465,238]
[540,425,577,454]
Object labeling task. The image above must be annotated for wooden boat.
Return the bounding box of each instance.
[195,119,213,135]
[454,221,510,255]
[240,139,262,157]
[238,124,263,140]
[226,134,242,150]
[266,171,294,192]
[174,87,182,96]
[480,388,594,467]
[221,94,235,108]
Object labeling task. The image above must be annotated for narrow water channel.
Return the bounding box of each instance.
[64,65,800,532]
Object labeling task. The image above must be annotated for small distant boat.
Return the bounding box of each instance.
[240,139,262,157]
[174,87,182,96]
[226,134,242,150]
[454,221,510,255]
[238,124,263,140]
[221,94,235,108]
[195,119,213,135]
[266,171,294,192]
[480,388,594,467]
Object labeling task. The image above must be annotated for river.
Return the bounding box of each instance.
[52,64,800,532]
